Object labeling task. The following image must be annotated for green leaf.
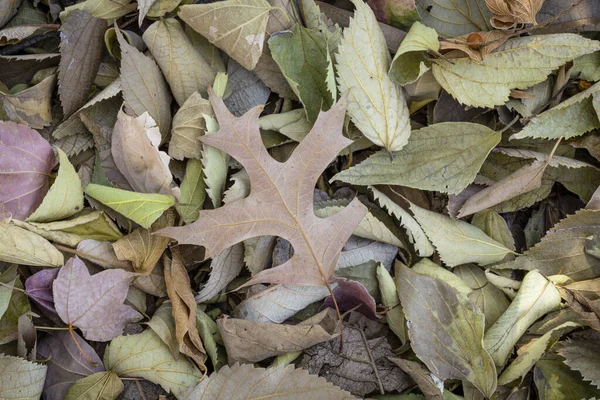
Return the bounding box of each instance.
[493,209,600,281]
[178,0,273,70]
[0,354,46,400]
[0,266,17,320]
[27,148,84,223]
[556,340,600,389]
[470,210,516,252]
[484,270,561,367]
[376,263,407,344]
[511,81,600,140]
[177,158,206,224]
[65,371,124,400]
[335,0,410,151]
[397,264,497,398]
[104,329,202,398]
[572,52,600,81]
[389,21,439,85]
[84,184,175,229]
[270,25,334,123]
[333,122,500,194]
[298,0,342,51]
[80,0,136,19]
[534,358,600,400]
[169,91,212,160]
[409,203,513,266]
[0,222,63,267]
[0,277,30,345]
[432,34,600,107]
[415,0,492,37]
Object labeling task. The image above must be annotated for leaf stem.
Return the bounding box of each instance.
[35,326,70,330]
[0,280,26,293]
[68,324,98,367]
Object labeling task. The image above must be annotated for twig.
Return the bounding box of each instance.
[0,280,26,293]
[135,380,148,400]
[357,326,384,395]
[0,31,60,56]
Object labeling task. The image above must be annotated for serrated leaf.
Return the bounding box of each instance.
[0,121,54,220]
[270,25,334,122]
[104,329,202,398]
[27,148,83,223]
[389,21,439,85]
[0,354,46,400]
[179,0,272,71]
[84,184,175,229]
[416,0,492,37]
[2,74,55,129]
[334,122,500,194]
[511,81,600,140]
[143,19,215,106]
[81,0,136,19]
[484,270,561,367]
[432,34,600,107]
[185,363,354,399]
[494,209,600,280]
[534,358,600,400]
[397,264,497,397]
[53,256,142,341]
[0,222,63,267]
[335,0,410,151]
[58,10,106,118]
[169,92,212,160]
[409,203,512,266]
[223,59,271,117]
[65,371,124,400]
[117,27,172,138]
[201,114,228,208]
[196,243,244,303]
[556,340,600,389]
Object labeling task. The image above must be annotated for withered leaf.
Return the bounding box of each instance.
[486,0,545,28]
[157,92,367,287]
[58,10,107,118]
[2,74,55,129]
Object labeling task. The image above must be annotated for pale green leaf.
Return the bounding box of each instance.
[411,258,473,295]
[0,267,17,320]
[104,329,202,398]
[27,148,83,223]
[81,0,136,19]
[184,363,354,399]
[270,25,334,122]
[196,243,244,303]
[389,21,439,85]
[334,122,500,194]
[146,0,181,18]
[377,263,406,344]
[432,34,600,107]
[470,210,516,252]
[416,0,492,37]
[298,0,342,52]
[84,184,175,229]
[409,203,513,266]
[398,264,497,398]
[258,108,311,143]
[0,222,63,267]
[498,322,579,386]
[0,354,46,400]
[484,270,561,367]
[534,358,600,400]
[335,0,411,151]
[177,158,206,224]
[511,81,600,140]
[65,371,124,400]
[143,19,215,106]
[493,209,600,281]
[202,114,228,208]
[572,52,600,81]
[138,0,158,26]
[178,0,272,70]
[169,92,212,160]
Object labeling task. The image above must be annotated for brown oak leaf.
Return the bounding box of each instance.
[157,91,367,287]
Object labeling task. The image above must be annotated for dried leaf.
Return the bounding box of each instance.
[484,270,561,367]
[27,148,84,223]
[0,222,64,267]
[335,0,410,151]
[104,329,202,398]
[185,363,354,399]
[196,243,244,303]
[84,184,176,229]
[143,19,215,106]
[164,248,207,369]
[376,263,407,343]
[58,10,106,118]
[439,30,510,61]
[3,74,55,129]
[389,21,439,85]
[0,354,46,400]
[334,123,500,195]
[53,256,142,341]
[367,0,419,30]
[0,121,54,221]
[534,358,600,400]
[432,34,600,107]
[65,371,124,400]
[562,278,600,330]
[397,264,497,397]
[470,209,516,251]
[179,0,272,71]
[169,92,212,160]
[486,0,545,28]
[177,159,206,224]
[416,0,492,37]
[223,60,271,117]
[158,92,367,287]
[410,203,513,266]
[556,340,600,389]
[25,268,60,316]
[218,308,339,363]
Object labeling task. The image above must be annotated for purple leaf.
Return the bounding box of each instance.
[324,279,378,320]
[25,268,60,316]
[37,330,104,400]
[0,121,54,220]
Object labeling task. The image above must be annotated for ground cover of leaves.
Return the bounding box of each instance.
[1,0,600,399]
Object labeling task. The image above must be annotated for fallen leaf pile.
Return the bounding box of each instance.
[1,0,600,398]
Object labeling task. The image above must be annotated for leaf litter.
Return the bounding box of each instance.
[0,0,600,398]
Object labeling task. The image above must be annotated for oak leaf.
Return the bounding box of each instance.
[157,92,368,287]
